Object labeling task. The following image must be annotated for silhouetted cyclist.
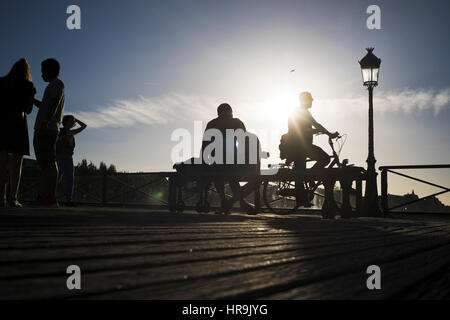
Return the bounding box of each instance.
[287,91,339,169]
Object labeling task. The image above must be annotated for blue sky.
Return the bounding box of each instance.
[1,0,449,203]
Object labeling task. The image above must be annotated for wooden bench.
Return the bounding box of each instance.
[168,164,366,218]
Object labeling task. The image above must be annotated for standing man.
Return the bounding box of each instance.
[30,58,65,207]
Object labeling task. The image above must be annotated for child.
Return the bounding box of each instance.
[56,115,86,206]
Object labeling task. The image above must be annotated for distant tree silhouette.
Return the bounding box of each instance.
[99,161,107,173]
[107,164,117,173]
[75,159,118,175]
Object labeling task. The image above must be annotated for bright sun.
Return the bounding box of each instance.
[260,91,298,124]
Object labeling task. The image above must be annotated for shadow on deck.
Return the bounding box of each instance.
[0,206,449,299]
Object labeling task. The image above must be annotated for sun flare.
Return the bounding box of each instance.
[260,91,298,124]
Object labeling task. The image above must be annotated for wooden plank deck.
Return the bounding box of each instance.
[0,207,449,299]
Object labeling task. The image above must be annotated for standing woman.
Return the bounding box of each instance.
[0,58,36,207]
[56,115,87,206]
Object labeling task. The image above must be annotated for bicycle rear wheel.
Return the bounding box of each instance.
[263,180,300,214]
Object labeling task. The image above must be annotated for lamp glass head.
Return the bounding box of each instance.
[359,48,381,87]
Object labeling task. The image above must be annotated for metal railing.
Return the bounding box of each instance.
[19,172,175,207]
[379,164,450,213]
[18,165,449,214]
[18,170,355,212]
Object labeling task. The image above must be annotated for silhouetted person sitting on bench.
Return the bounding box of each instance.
[201,103,257,215]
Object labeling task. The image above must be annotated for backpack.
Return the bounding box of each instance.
[279,133,306,166]
[279,133,290,160]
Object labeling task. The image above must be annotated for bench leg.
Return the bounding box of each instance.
[195,180,211,213]
[254,179,261,212]
[322,178,338,219]
[176,183,184,213]
[203,182,211,212]
[168,177,176,212]
[340,179,353,218]
[356,179,363,215]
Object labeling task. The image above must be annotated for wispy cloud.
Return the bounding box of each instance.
[74,94,218,128]
[378,88,450,115]
[317,87,450,117]
[74,88,450,128]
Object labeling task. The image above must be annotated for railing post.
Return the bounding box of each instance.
[356,179,362,215]
[381,168,388,213]
[102,172,107,205]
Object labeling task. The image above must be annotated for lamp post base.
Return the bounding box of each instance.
[362,171,383,217]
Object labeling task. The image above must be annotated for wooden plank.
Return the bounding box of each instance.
[0,208,449,299]
[264,243,450,299]
[1,225,446,280]
[78,232,449,299]
[0,216,445,268]
[1,228,448,299]
[0,224,437,264]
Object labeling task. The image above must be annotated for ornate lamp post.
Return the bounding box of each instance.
[359,48,382,217]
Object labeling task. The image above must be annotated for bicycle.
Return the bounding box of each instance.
[263,134,352,214]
